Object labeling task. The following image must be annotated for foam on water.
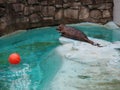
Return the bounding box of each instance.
[1,63,43,90]
[50,37,120,90]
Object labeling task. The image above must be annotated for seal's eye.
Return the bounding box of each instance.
[59,26,63,30]
[57,24,64,31]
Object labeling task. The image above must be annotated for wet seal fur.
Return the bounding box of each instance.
[57,24,102,47]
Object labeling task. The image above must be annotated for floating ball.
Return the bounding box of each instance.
[8,53,21,64]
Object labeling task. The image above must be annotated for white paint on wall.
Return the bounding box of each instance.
[113,0,120,25]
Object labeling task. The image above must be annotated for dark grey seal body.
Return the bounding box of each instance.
[57,24,101,47]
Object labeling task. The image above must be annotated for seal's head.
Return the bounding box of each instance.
[56,24,65,32]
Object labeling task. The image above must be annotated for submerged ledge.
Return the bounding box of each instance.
[0,30,27,39]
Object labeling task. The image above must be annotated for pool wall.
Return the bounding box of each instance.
[114,0,120,25]
[0,0,113,36]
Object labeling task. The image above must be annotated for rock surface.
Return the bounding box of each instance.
[0,0,113,36]
[50,37,120,90]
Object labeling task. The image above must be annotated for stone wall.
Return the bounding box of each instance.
[0,0,113,36]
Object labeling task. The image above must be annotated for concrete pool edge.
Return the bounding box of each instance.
[0,30,27,39]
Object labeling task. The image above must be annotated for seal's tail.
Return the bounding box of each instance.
[84,38,102,47]
[84,38,103,47]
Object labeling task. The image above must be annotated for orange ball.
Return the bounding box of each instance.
[8,53,21,64]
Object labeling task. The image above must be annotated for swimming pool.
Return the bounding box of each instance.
[0,23,120,90]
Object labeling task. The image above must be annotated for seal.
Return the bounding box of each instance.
[57,24,101,47]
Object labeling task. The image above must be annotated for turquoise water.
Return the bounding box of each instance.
[0,25,120,90]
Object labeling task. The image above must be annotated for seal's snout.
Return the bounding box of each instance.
[57,24,64,30]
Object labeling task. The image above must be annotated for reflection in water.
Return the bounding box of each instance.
[9,64,31,90]
[1,63,43,90]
